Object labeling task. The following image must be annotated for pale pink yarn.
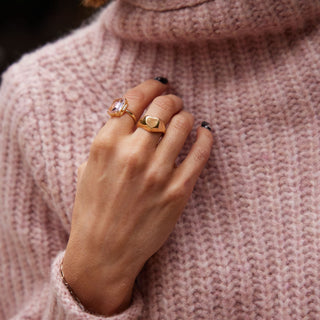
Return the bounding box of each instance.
[1,0,320,318]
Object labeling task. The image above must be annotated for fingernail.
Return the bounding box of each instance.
[201,121,211,131]
[154,76,168,84]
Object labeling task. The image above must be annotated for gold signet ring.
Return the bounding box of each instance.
[108,98,137,123]
[137,115,166,133]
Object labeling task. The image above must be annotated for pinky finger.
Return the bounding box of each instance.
[174,124,213,191]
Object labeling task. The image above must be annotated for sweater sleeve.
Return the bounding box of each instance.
[46,251,143,320]
[0,64,144,319]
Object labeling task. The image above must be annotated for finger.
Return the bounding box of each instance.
[77,162,87,182]
[105,78,168,135]
[134,94,183,148]
[174,125,213,191]
[155,111,194,167]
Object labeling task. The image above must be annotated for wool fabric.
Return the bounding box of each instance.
[1,0,320,319]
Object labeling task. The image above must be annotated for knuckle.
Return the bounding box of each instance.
[91,135,114,155]
[193,147,211,162]
[167,94,183,106]
[121,146,146,175]
[125,88,145,104]
[124,150,142,169]
[144,167,168,188]
[172,118,187,132]
[167,184,187,202]
[144,174,157,189]
[153,95,175,112]
[172,114,193,132]
[91,138,104,153]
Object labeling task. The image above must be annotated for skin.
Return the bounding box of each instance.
[63,79,214,316]
[83,0,109,8]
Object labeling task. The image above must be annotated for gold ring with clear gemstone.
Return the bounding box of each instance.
[108,98,136,123]
[137,115,166,133]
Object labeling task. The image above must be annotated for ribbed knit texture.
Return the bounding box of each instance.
[1,0,320,318]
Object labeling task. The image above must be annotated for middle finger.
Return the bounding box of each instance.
[134,94,183,148]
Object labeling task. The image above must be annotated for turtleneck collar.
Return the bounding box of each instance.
[102,0,320,43]
[120,0,213,11]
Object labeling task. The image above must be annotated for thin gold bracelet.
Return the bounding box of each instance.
[60,260,99,316]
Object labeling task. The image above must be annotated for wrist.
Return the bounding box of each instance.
[61,254,135,316]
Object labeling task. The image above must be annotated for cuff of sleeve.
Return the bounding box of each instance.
[49,251,144,320]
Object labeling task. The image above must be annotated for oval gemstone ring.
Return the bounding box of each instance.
[108,98,137,123]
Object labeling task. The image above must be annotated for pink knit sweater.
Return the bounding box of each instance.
[1,0,320,318]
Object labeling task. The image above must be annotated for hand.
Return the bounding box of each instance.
[63,79,213,316]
